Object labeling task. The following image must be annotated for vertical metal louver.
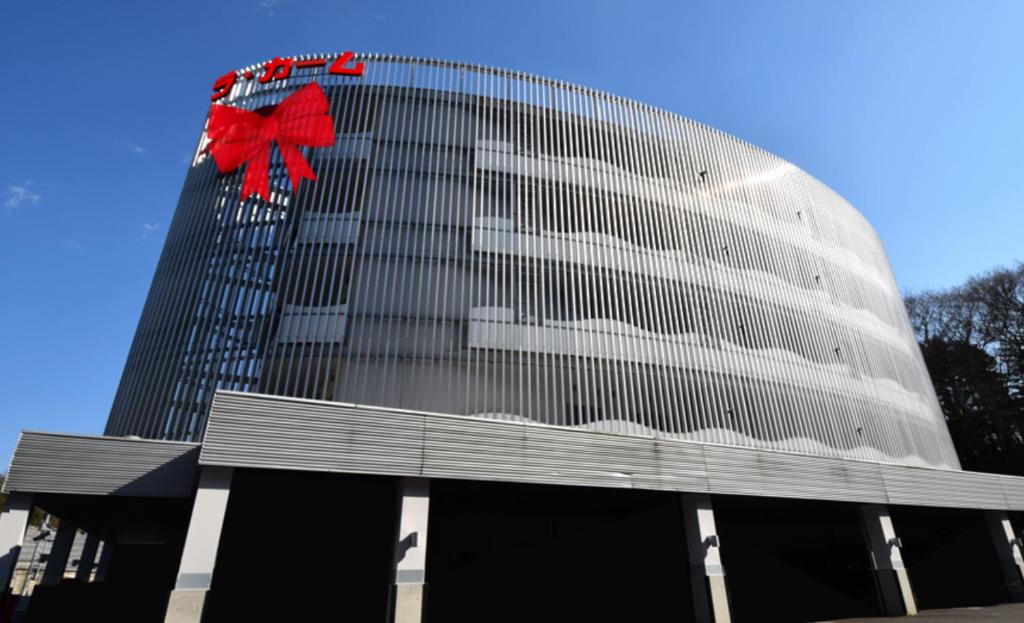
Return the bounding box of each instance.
[104,55,960,470]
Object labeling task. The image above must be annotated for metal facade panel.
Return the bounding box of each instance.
[201,391,1024,510]
[200,392,425,476]
[999,476,1024,510]
[520,426,708,492]
[103,54,961,472]
[426,411,709,491]
[633,439,711,493]
[421,415,529,483]
[880,465,1009,509]
[704,445,888,503]
[3,432,198,498]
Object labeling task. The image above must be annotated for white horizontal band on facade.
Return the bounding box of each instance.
[467,307,933,425]
[475,140,894,298]
[470,216,912,357]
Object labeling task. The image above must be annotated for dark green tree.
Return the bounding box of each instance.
[920,338,1024,474]
[907,262,1024,475]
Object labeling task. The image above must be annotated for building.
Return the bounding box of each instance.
[2,53,1024,623]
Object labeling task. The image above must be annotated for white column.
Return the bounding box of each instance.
[985,510,1024,601]
[94,541,113,582]
[75,532,101,582]
[860,504,917,616]
[681,493,731,623]
[164,466,233,623]
[0,493,33,600]
[40,520,77,586]
[389,478,430,623]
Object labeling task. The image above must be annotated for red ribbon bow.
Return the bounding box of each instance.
[207,82,335,202]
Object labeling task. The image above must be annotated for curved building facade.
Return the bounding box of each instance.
[105,54,959,470]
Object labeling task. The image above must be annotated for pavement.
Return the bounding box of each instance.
[824,603,1024,622]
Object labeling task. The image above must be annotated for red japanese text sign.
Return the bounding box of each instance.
[211,51,364,102]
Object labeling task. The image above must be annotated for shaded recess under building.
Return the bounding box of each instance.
[714,496,882,623]
[3,53,1024,623]
[203,470,394,622]
[890,506,1013,610]
[425,480,694,623]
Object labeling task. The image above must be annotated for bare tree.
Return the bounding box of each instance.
[906,262,1024,475]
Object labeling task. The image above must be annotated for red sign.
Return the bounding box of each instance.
[206,83,336,202]
[211,51,364,101]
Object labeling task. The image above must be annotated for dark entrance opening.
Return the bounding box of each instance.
[713,495,881,623]
[890,506,1009,609]
[203,469,395,622]
[20,494,191,623]
[425,480,694,623]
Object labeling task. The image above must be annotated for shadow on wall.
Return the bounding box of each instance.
[24,546,178,623]
[891,506,1009,610]
[425,480,694,623]
[201,469,395,623]
[19,496,191,623]
[713,495,882,623]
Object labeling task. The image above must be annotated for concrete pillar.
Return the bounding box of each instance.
[0,493,33,601]
[388,478,430,623]
[860,504,917,616]
[163,466,233,623]
[94,541,112,582]
[74,533,101,582]
[40,520,77,586]
[985,510,1024,601]
[681,493,730,623]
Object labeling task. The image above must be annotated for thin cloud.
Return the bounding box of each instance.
[137,222,161,242]
[65,239,84,251]
[257,0,285,16]
[3,182,42,213]
[126,142,150,157]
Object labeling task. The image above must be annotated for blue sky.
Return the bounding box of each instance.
[1,0,1022,462]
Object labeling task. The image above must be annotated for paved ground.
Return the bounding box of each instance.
[825,603,1024,622]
